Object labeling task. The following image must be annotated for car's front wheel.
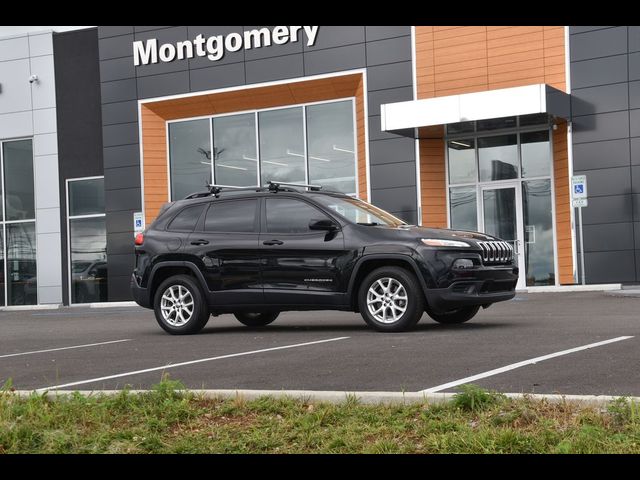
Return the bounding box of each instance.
[358,267,424,332]
[153,275,210,335]
[426,305,480,324]
[234,311,279,327]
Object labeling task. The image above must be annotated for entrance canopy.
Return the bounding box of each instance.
[380,84,570,133]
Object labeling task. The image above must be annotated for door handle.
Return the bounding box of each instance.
[263,239,284,246]
[190,239,209,246]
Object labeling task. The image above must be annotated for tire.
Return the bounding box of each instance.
[153,275,210,335]
[234,311,279,327]
[358,266,424,332]
[426,305,480,324]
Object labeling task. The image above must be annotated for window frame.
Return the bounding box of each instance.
[66,175,106,306]
[166,97,358,200]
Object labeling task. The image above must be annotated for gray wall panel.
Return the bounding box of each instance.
[106,210,137,234]
[134,27,172,33]
[372,185,417,213]
[101,100,138,126]
[99,34,134,61]
[189,61,245,93]
[105,187,141,212]
[134,27,190,78]
[368,86,413,116]
[571,83,629,116]
[101,78,137,104]
[105,166,141,190]
[136,71,190,99]
[304,44,366,76]
[187,26,245,69]
[367,61,413,91]
[572,139,630,171]
[102,122,139,147]
[369,138,416,165]
[583,250,637,283]
[99,56,135,82]
[630,26,640,53]
[370,162,416,190]
[365,26,411,41]
[630,109,640,138]
[570,26,627,62]
[104,144,140,169]
[365,36,412,66]
[635,194,640,222]
[635,223,640,250]
[630,52,640,81]
[570,26,615,35]
[243,26,304,61]
[582,222,635,252]
[572,111,629,143]
[99,26,134,38]
[630,81,640,110]
[106,233,136,255]
[304,26,364,51]
[245,54,304,84]
[108,274,134,300]
[632,166,640,194]
[632,138,640,165]
[106,253,136,277]
[573,166,632,197]
[581,195,633,225]
[570,55,627,89]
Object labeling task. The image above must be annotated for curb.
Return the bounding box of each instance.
[6,389,638,407]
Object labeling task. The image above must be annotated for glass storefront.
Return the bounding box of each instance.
[169,99,357,198]
[67,177,108,303]
[447,115,556,286]
[0,139,37,305]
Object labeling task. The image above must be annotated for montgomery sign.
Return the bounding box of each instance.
[133,26,320,66]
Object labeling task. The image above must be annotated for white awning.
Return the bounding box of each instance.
[380,84,570,132]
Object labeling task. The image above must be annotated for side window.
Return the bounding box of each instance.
[204,199,257,233]
[167,205,205,232]
[266,198,329,234]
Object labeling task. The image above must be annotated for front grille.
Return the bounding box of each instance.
[476,241,514,265]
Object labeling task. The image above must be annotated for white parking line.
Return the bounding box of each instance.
[420,336,634,394]
[0,339,132,360]
[36,336,350,392]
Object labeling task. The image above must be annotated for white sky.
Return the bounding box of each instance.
[0,26,95,37]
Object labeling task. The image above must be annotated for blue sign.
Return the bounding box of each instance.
[574,184,584,194]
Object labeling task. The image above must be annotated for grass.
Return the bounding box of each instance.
[1,377,640,453]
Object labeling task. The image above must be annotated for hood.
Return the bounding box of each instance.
[365,224,501,243]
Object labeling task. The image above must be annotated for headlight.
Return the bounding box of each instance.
[421,238,471,248]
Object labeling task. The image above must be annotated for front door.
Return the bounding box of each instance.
[480,183,526,290]
[260,196,348,306]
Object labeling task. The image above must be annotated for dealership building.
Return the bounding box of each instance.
[0,25,638,306]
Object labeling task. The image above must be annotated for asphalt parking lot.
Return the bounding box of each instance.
[1,291,639,396]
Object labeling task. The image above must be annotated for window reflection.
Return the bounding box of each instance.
[3,140,35,221]
[521,131,551,178]
[449,187,477,231]
[478,134,518,181]
[448,139,476,184]
[6,222,37,306]
[169,119,211,200]
[213,114,257,187]
[307,101,356,194]
[522,180,555,286]
[259,107,305,185]
[70,218,108,303]
[69,178,105,216]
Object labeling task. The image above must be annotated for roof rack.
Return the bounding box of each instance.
[267,181,322,192]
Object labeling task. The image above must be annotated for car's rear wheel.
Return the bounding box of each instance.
[426,305,480,324]
[234,311,279,327]
[358,267,424,332]
[153,275,209,335]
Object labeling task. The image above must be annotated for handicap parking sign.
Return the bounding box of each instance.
[571,175,587,199]
[574,184,584,194]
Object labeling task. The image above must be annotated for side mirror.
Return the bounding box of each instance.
[309,218,338,231]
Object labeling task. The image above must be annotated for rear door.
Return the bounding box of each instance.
[183,198,263,305]
[260,196,348,306]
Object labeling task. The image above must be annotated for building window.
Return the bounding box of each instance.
[168,99,357,198]
[67,177,107,304]
[0,139,37,306]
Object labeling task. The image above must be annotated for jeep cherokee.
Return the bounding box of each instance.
[131,182,518,334]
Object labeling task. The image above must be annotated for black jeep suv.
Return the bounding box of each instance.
[131,182,518,334]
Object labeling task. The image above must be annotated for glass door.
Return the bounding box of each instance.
[480,183,526,290]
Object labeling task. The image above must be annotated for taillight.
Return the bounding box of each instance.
[135,233,144,246]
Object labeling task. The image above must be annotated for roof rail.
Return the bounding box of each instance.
[267,181,322,192]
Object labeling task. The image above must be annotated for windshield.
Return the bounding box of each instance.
[311,195,407,227]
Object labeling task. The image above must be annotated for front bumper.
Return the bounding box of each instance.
[130,273,151,308]
[423,265,518,313]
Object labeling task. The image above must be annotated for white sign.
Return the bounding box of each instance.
[133,212,145,235]
[133,26,319,66]
[572,198,588,208]
[571,175,588,199]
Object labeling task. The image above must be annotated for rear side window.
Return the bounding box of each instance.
[204,199,257,233]
[167,204,205,232]
[265,198,329,233]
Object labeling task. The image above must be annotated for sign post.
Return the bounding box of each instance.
[571,175,588,285]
